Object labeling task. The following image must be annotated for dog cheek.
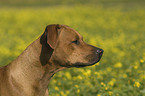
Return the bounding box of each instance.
[85,54,96,62]
[68,52,87,66]
[53,47,74,67]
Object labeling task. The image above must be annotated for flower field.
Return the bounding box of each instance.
[0,1,145,96]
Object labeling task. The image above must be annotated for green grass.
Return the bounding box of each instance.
[0,1,145,96]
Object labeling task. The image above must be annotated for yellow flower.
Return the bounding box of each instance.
[60,91,65,96]
[108,78,116,86]
[75,85,79,88]
[52,80,57,84]
[77,75,83,80]
[123,74,127,78]
[66,90,70,95]
[134,82,140,88]
[101,82,105,86]
[108,91,113,95]
[54,86,59,91]
[77,89,80,93]
[114,62,122,68]
[106,67,112,72]
[65,72,72,80]
[65,72,71,79]
[134,65,138,69]
[105,87,108,90]
[83,69,91,76]
[140,59,144,63]
[73,77,77,80]
[143,75,145,79]
[58,82,61,85]
[94,72,99,75]
[97,94,101,96]
[108,81,114,86]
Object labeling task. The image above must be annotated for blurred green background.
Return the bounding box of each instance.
[0,0,145,96]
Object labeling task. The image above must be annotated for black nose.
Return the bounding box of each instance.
[96,49,104,54]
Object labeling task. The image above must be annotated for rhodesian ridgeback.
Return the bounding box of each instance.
[0,24,103,96]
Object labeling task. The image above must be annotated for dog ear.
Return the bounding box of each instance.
[45,24,60,49]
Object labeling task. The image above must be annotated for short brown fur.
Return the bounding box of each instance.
[0,24,103,96]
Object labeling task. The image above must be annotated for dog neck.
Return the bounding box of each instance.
[8,35,65,96]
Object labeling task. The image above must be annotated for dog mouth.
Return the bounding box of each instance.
[87,51,103,64]
[73,61,99,68]
[71,49,103,68]
[73,53,103,68]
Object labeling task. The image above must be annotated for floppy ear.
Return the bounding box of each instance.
[45,24,60,49]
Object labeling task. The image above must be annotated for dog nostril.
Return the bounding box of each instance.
[97,49,104,54]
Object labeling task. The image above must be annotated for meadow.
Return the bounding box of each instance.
[0,1,145,96]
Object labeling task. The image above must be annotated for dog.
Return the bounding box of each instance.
[0,24,103,96]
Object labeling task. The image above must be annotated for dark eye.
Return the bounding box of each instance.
[72,40,80,45]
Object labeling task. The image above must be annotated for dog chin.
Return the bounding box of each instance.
[73,59,101,68]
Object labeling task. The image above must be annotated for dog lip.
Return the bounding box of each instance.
[84,57,101,67]
[90,54,103,66]
[90,59,100,65]
[73,52,103,68]
[73,59,100,68]
[73,61,99,68]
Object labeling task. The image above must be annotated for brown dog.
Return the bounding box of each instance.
[0,24,103,96]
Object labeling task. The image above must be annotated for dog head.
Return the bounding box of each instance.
[45,24,103,68]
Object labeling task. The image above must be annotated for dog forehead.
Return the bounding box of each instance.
[61,25,82,38]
